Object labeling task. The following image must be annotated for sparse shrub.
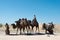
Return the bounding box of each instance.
[0,23,3,27]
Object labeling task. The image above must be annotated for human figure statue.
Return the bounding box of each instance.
[31,15,39,33]
[42,22,54,34]
[5,23,10,35]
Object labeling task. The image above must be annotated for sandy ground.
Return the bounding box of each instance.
[0,29,60,40]
[0,32,60,40]
[0,24,60,40]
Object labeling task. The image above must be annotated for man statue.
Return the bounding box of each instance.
[5,23,10,35]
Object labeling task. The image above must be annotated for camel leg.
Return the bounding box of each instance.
[26,27,28,33]
[45,30,47,34]
[16,28,18,34]
[23,28,25,33]
[51,30,54,34]
[36,27,37,33]
[20,28,21,34]
[27,26,30,33]
[37,27,39,33]
[32,27,34,33]
[35,27,38,33]
[49,30,53,34]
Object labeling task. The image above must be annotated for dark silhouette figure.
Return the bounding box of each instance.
[15,20,21,34]
[27,20,31,32]
[31,15,39,32]
[11,18,29,34]
[11,15,39,34]
[11,19,21,34]
[48,22,54,34]
[42,22,54,34]
[11,23,21,34]
[11,23,16,29]
[5,23,10,35]
[19,18,28,33]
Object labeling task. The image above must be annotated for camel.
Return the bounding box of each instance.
[42,22,54,34]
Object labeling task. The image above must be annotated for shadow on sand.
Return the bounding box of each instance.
[25,33,45,36]
[7,34,20,36]
[7,33,46,36]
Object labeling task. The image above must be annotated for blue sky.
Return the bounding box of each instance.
[0,0,60,24]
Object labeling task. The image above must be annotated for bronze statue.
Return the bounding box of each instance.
[42,22,54,34]
[5,23,10,35]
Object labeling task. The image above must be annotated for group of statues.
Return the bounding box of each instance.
[42,22,54,34]
[5,15,54,35]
